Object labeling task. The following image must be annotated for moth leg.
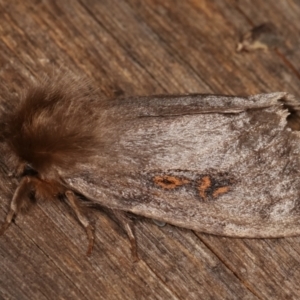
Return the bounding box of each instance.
[65,190,95,255]
[0,177,32,235]
[112,210,139,262]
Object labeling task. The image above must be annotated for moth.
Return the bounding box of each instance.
[1,74,300,260]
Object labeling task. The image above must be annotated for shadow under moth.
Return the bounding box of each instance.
[1,74,300,260]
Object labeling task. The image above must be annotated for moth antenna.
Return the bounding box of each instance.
[65,190,95,255]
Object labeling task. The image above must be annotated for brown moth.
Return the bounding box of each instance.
[1,74,300,260]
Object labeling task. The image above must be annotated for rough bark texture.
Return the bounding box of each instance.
[1,0,300,299]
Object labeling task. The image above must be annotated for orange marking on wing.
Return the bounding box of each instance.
[213,186,230,198]
[153,175,189,189]
[198,176,211,200]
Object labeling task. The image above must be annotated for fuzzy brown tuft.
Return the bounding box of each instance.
[0,74,137,257]
[4,75,110,176]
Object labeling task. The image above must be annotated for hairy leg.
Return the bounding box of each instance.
[65,190,95,255]
[0,177,33,235]
[112,209,138,261]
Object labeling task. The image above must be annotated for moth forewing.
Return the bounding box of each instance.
[65,92,300,239]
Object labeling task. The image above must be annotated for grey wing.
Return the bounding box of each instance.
[65,92,300,238]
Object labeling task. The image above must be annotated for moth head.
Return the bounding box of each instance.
[0,73,119,222]
[2,75,106,182]
[0,74,107,254]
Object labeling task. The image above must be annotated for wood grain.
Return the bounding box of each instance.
[0,0,300,299]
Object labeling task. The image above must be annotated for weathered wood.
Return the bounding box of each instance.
[0,0,300,299]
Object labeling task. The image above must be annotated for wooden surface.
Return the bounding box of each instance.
[1,0,300,299]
